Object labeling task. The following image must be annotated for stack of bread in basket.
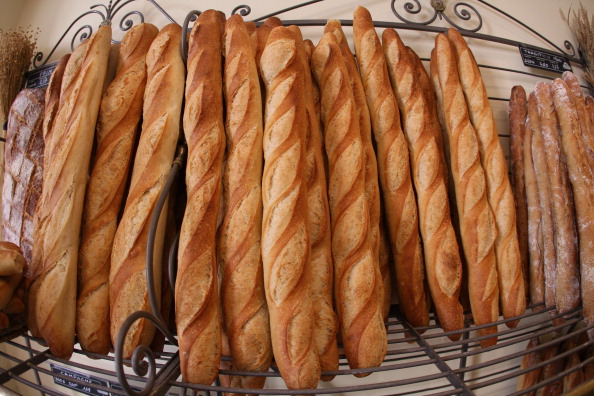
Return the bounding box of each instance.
[2,4,593,392]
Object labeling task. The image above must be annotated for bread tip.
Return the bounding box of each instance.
[354,5,372,23]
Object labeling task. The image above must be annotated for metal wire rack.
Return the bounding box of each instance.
[5,0,594,395]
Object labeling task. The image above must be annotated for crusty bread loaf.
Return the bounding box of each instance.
[550,78,594,338]
[516,337,543,394]
[324,19,390,320]
[383,28,464,338]
[254,17,282,71]
[289,24,339,380]
[448,28,525,325]
[430,33,499,347]
[175,12,225,384]
[509,86,530,301]
[353,6,429,329]
[259,26,320,389]
[533,82,580,315]
[109,23,184,359]
[28,54,70,338]
[562,71,594,172]
[586,95,594,126]
[312,29,387,374]
[538,344,564,396]
[303,39,323,132]
[219,14,272,388]
[522,108,545,306]
[30,25,111,358]
[562,338,584,393]
[77,23,158,355]
[527,93,557,313]
[0,242,25,277]
[3,88,45,264]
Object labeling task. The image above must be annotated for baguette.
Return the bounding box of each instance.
[550,78,594,338]
[31,25,111,358]
[586,95,594,126]
[77,23,158,355]
[430,33,499,346]
[28,54,70,338]
[353,6,429,329]
[176,12,225,384]
[562,338,584,393]
[562,71,594,172]
[219,14,272,387]
[538,344,564,396]
[254,17,282,71]
[312,30,387,374]
[509,86,530,300]
[324,20,390,320]
[303,39,323,133]
[448,28,525,325]
[522,109,545,306]
[534,82,580,315]
[383,28,464,338]
[289,24,339,379]
[527,93,557,312]
[110,23,184,359]
[516,337,543,395]
[259,26,320,389]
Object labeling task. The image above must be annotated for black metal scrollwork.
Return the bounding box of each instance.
[232,5,252,17]
[32,0,176,68]
[391,0,482,32]
[113,146,186,396]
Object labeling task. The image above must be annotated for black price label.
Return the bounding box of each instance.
[518,44,572,73]
[23,62,58,89]
[50,364,110,396]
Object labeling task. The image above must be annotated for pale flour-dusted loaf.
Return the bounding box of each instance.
[508,86,530,299]
[259,26,320,389]
[219,14,272,389]
[28,54,69,338]
[430,33,499,347]
[109,23,184,359]
[534,82,579,315]
[30,25,111,358]
[175,11,225,385]
[353,6,429,329]
[383,28,464,338]
[522,106,545,306]
[448,28,525,325]
[550,78,594,338]
[587,95,594,126]
[323,19,391,320]
[527,93,557,313]
[288,24,339,379]
[312,30,387,374]
[77,23,158,355]
[3,88,45,264]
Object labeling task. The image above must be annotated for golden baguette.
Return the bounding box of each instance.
[562,71,594,172]
[77,23,158,355]
[430,33,499,347]
[259,26,320,389]
[312,30,387,374]
[534,82,580,315]
[508,86,530,300]
[383,28,464,338]
[254,17,282,71]
[219,14,271,389]
[527,92,557,313]
[109,23,184,359]
[551,78,594,339]
[32,25,111,358]
[353,6,429,329]
[324,19,390,320]
[176,12,226,384]
[448,28,525,325]
[288,25,339,380]
[28,54,70,338]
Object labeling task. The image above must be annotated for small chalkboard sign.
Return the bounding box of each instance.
[50,364,110,396]
[518,44,572,74]
[23,61,59,89]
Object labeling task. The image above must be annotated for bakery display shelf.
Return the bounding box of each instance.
[5,0,594,395]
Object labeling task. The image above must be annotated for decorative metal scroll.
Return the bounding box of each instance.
[391,0,483,32]
[113,146,186,396]
[32,0,176,68]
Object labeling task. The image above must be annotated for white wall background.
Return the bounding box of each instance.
[0,0,593,395]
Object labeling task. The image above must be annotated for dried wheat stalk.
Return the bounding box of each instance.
[562,3,594,85]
